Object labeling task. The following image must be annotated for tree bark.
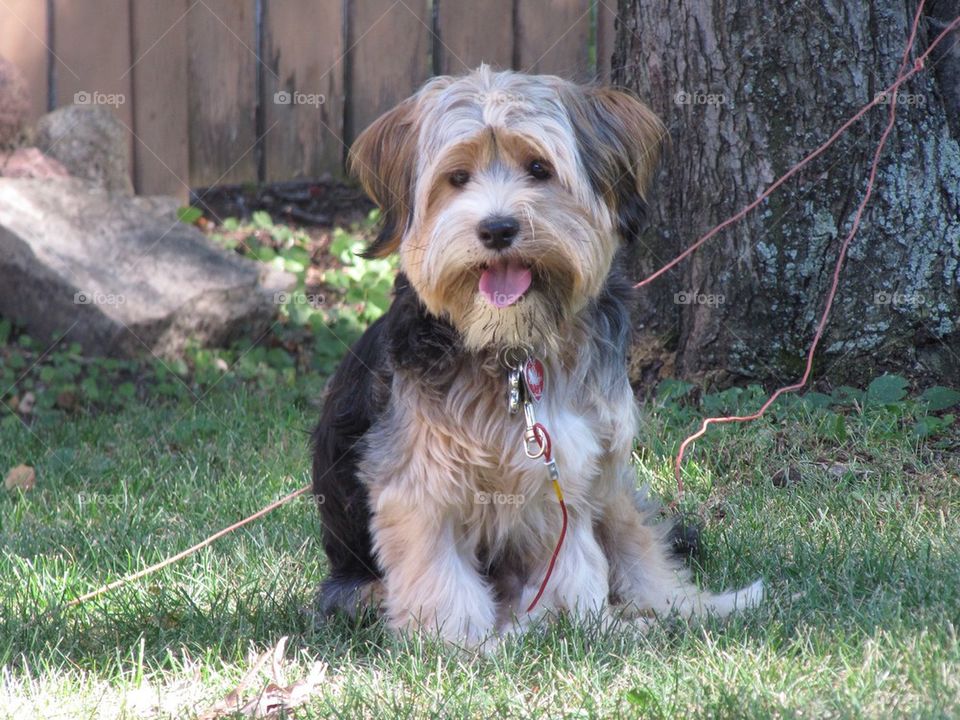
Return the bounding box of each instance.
[613,0,960,389]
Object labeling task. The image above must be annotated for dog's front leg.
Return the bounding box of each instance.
[516,508,610,627]
[371,485,497,648]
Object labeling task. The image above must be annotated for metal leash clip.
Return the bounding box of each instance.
[520,355,547,458]
[523,400,545,459]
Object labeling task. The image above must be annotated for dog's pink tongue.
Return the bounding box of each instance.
[479,261,532,308]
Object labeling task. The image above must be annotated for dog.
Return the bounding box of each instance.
[311,66,762,648]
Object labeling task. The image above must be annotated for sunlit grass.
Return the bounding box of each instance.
[2,379,959,718]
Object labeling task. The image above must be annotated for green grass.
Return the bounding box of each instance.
[2,373,959,718]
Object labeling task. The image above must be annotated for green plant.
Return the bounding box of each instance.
[647,373,960,461]
[209,209,397,374]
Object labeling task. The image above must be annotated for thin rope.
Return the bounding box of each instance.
[662,3,946,495]
[66,484,311,607]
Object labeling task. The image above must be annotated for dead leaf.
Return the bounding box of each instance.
[199,636,327,719]
[4,464,35,491]
[56,390,77,410]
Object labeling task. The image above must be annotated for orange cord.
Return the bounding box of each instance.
[65,484,311,607]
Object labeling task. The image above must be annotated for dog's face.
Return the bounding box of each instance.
[350,67,664,351]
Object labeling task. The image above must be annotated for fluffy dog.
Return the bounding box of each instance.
[312,66,762,647]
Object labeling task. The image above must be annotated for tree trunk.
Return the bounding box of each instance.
[613,0,960,389]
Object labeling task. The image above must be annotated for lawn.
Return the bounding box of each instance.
[1,216,959,718]
[2,362,958,718]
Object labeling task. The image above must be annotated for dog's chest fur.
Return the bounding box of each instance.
[357,269,637,564]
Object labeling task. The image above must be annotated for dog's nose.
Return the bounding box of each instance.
[477,216,520,250]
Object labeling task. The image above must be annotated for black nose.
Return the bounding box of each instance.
[477,216,520,250]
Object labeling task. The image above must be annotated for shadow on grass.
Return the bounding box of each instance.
[4,534,958,679]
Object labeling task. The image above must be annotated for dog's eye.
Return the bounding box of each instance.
[449,170,470,188]
[528,159,552,181]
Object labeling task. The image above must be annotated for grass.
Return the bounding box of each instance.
[2,211,959,718]
[2,367,959,719]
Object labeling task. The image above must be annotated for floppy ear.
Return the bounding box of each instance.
[348,96,421,258]
[566,86,666,242]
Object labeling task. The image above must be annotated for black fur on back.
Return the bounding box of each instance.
[310,274,462,614]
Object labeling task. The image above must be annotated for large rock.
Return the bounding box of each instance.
[34,105,133,193]
[0,147,70,179]
[0,57,30,148]
[0,177,294,358]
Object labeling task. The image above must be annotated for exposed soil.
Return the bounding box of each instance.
[191,178,374,229]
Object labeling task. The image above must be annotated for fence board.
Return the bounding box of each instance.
[52,0,133,166]
[0,0,49,120]
[436,0,513,75]
[596,0,617,83]
[131,0,190,199]
[516,0,592,80]
[262,0,344,181]
[3,0,604,190]
[345,0,431,146]
[187,0,258,187]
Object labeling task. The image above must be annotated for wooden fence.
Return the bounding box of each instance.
[1,0,617,200]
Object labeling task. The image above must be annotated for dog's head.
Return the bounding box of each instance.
[350,66,664,351]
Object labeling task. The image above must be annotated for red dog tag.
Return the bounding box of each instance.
[523,357,545,402]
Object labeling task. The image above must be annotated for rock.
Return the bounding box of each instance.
[0,57,30,148]
[0,147,70,179]
[771,465,803,488]
[16,391,35,415]
[0,177,295,358]
[130,195,183,224]
[34,105,133,193]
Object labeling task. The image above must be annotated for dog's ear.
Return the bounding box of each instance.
[348,96,421,258]
[567,86,666,242]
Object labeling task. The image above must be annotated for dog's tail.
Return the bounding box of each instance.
[315,573,383,619]
[671,579,766,619]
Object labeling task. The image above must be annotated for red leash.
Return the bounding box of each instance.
[525,422,568,613]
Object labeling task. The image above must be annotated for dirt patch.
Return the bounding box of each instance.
[191,179,374,229]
